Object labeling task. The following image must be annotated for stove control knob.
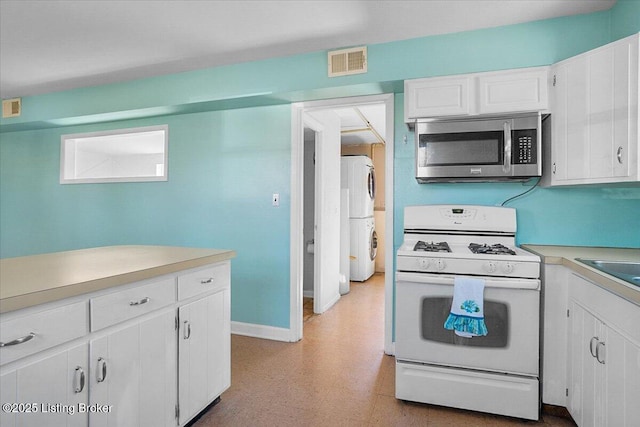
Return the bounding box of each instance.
[435,259,446,271]
[484,262,497,273]
[418,258,431,269]
[502,262,514,274]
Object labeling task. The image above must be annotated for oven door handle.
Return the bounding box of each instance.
[396,272,540,290]
[503,121,512,174]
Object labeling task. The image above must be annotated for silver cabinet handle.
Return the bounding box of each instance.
[129,297,150,306]
[183,320,191,340]
[0,332,35,347]
[96,357,107,383]
[503,121,512,173]
[589,337,598,358]
[74,366,85,393]
[596,341,606,364]
[617,146,623,164]
[200,278,214,284]
[552,162,556,175]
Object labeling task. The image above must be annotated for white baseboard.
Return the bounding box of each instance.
[231,321,297,342]
[303,290,314,298]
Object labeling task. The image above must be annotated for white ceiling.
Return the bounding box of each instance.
[0,0,616,100]
[335,105,387,145]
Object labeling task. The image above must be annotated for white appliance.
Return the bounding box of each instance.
[341,155,376,281]
[414,113,543,183]
[395,205,541,421]
[341,156,375,219]
[349,217,377,282]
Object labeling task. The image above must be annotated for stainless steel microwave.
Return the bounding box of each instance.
[415,113,543,183]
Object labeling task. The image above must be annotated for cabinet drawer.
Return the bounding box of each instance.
[178,262,230,300]
[90,278,175,331]
[0,301,88,365]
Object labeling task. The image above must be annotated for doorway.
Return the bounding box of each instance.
[290,94,394,354]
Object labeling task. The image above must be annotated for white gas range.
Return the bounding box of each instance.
[395,205,542,421]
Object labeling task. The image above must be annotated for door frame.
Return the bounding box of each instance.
[289,93,394,354]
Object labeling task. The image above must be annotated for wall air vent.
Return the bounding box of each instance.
[328,46,367,77]
[2,98,21,118]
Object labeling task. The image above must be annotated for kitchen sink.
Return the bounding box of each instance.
[576,259,640,288]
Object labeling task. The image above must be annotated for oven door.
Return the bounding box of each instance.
[395,272,540,376]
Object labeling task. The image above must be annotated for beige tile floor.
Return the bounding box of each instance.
[193,274,576,426]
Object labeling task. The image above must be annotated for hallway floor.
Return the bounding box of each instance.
[193,274,575,426]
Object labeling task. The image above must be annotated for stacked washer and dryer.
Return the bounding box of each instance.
[341,155,377,282]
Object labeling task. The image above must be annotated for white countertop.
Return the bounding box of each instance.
[522,245,640,306]
[0,245,236,313]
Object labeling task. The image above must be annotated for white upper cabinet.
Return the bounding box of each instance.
[545,33,639,186]
[404,66,549,122]
[404,75,472,119]
[477,68,549,115]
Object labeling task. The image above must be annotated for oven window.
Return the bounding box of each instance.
[420,297,509,348]
[419,131,503,166]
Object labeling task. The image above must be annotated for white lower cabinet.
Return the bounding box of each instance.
[0,260,232,427]
[0,343,89,427]
[178,288,230,425]
[89,309,176,427]
[567,274,640,427]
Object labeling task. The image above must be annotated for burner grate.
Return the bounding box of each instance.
[468,243,516,256]
[414,241,451,253]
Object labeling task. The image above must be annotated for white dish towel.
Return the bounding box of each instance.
[444,276,488,338]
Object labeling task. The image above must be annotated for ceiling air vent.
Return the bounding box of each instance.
[2,98,21,118]
[328,46,367,77]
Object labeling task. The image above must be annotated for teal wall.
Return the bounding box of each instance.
[1,2,639,330]
[1,107,293,328]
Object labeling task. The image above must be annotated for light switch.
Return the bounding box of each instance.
[272,193,280,207]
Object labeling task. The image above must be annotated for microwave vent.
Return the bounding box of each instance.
[2,98,21,118]
[328,46,367,77]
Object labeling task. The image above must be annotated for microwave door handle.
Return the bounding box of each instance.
[503,121,512,174]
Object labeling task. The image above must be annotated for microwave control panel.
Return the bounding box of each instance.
[512,129,537,164]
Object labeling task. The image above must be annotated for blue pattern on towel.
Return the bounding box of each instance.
[444,277,488,337]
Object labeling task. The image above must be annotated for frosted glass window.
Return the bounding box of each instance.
[60,125,168,184]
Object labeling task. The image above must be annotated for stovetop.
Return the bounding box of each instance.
[468,243,517,256]
[398,205,540,278]
[413,241,451,253]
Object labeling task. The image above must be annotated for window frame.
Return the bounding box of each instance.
[60,125,169,184]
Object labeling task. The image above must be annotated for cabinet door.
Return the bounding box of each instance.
[611,38,635,179]
[550,62,568,183]
[178,289,230,425]
[587,42,634,180]
[602,325,640,427]
[568,301,601,427]
[0,343,88,427]
[404,76,471,120]
[90,309,176,427]
[477,67,548,115]
[549,57,589,183]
